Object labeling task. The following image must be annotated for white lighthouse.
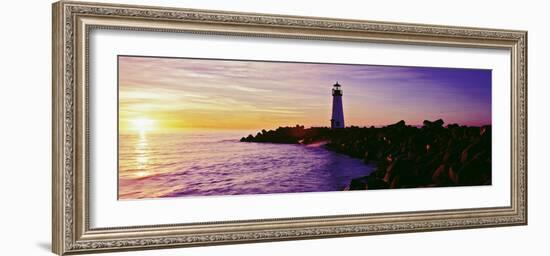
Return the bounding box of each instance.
[331,82,345,129]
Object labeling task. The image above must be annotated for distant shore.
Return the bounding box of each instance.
[241,119,491,190]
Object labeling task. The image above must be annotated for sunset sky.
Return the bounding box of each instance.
[118,56,491,133]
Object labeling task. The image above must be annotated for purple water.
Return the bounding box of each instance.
[119,131,375,199]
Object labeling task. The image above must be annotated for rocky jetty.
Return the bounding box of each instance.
[241,125,331,144]
[241,119,491,190]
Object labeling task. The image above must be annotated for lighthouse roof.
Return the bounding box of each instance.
[333,81,341,87]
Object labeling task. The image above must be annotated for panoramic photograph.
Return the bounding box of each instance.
[118,55,492,200]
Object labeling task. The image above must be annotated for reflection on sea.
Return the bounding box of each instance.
[118,131,375,199]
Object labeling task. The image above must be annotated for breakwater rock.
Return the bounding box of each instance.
[241,120,491,190]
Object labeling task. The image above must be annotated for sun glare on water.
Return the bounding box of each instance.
[128,118,156,179]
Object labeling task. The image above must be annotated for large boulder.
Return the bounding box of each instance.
[431,164,453,186]
[366,177,389,190]
[388,120,406,129]
[347,176,389,190]
[348,176,369,190]
[384,159,417,188]
[423,119,445,129]
[457,159,491,185]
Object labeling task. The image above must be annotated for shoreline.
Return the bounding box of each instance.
[241,119,492,190]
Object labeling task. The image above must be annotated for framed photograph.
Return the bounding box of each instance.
[52,1,527,255]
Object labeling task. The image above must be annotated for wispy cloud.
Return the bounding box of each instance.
[119,56,491,131]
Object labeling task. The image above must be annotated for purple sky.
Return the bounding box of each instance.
[119,56,492,131]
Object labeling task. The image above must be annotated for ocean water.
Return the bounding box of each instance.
[119,131,375,199]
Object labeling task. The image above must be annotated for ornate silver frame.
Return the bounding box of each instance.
[52,1,527,255]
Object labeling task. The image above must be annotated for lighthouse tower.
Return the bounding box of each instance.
[331,82,345,129]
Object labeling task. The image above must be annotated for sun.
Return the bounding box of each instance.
[130,118,157,133]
